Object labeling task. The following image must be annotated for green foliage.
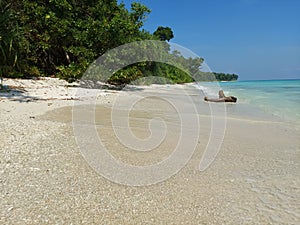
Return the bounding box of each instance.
[0,0,152,80]
[108,65,143,85]
[153,26,174,42]
[0,0,238,84]
[0,2,28,78]
[213,72,238,81]
[194,72,238,81]
[56,62,88,83]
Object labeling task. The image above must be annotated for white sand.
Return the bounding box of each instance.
[0,78,299,224]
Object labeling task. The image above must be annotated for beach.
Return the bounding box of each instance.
[0,78,299,224]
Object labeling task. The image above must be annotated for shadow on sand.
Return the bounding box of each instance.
[0,85,39,103]
[79,80,145,92]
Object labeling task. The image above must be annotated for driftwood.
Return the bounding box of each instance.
[204,90,237,103]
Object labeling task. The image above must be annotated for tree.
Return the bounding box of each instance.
[1,0,153,81]
[153,26,174,42]
[0,0,237,84]
[0,2,27,78]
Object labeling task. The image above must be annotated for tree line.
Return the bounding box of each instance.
[0,0,238,84]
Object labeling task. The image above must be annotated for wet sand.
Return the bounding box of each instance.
[1,80,299,224]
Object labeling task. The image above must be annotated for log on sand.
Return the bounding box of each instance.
[204,90,237,103]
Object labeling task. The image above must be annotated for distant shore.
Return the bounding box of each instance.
[1,78,299,224]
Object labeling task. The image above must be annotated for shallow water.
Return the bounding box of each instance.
[196,79,300,124]
[220,79,300,123]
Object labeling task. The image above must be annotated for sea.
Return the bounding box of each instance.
[196,79,300,124]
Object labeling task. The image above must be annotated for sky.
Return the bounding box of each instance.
[119,0,300,80]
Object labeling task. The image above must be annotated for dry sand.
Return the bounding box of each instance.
[0,78,299,224]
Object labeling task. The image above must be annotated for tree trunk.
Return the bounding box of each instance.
[204,90,237,103]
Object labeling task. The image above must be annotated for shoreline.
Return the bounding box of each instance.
[1,77,298,126]
[1,78,299,224]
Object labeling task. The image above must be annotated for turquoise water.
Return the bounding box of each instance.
[195,79,300,123]
[217,79,300,122]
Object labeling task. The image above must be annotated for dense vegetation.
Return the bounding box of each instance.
[0,0,238,84]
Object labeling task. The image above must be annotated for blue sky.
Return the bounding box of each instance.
[120,0,300,80]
